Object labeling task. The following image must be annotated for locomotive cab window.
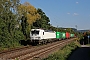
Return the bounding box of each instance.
[43,32,44,35]
[31,30,39,35]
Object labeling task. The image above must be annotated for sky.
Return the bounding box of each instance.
[20,0,90,30]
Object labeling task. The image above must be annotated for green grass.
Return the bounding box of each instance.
[43,41,80,60]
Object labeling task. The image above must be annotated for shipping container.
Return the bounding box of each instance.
[70,34,74,38]
[61,32,66,39]
[56,32,62,39]
[66,32,70,39]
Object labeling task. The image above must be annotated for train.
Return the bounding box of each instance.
[30,29,75,44]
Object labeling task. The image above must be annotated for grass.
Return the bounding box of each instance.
[43,41,80,60]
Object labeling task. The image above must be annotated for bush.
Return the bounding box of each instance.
[0,19,24,49]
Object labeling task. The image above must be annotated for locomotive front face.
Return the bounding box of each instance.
[30,30,40,40]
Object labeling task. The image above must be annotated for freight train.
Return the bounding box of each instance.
[30,29,75,44]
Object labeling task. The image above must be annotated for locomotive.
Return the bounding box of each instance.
[30,29,75,44]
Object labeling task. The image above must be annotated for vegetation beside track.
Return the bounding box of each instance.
[0,0,82,52]
[43,41,80,60]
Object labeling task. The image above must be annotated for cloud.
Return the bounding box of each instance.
[73,13,79,16]
[76,2,79,4]
[67,13,70,15]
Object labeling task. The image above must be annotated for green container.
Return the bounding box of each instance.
[70,34,74,37]
[56,32,61,39]
[61,32,66,39]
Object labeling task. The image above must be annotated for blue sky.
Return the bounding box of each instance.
[20,0,90,30]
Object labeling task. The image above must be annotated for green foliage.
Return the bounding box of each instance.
[0,0,24,49]
[17,2,40,39]
[33,8,50,29]
[0,0,82,51]
[43,42,80,60]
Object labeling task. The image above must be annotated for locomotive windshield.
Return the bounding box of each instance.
[31,30,39,35]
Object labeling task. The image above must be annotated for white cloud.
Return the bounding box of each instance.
[67,13,70,15]
[76,2,79,4]
[73,13,79,16]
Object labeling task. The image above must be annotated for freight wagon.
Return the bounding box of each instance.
[56,32,62,40]
[70,33,75,38]
[66,32,70,39]
[61,32,66,39]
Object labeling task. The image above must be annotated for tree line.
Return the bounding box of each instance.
[0,0,79,49]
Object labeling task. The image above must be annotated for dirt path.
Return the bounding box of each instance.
[68,45,90,60]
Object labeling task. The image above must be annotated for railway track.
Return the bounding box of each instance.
[0,38,76,60]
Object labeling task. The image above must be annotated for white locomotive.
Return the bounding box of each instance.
[30,29,56,44]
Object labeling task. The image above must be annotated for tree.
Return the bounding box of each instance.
[17,2,40,39]
[0,0,24,48]
[33,8,50,29]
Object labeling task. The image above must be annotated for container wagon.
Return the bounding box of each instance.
[61,32,66,39]
[70,33,75,38]
[66,32,70,39]
[56,32,62,40]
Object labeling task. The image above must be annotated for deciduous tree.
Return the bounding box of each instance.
[17,2,40,39]
[0,0,24,48]
[33,8,50,29]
